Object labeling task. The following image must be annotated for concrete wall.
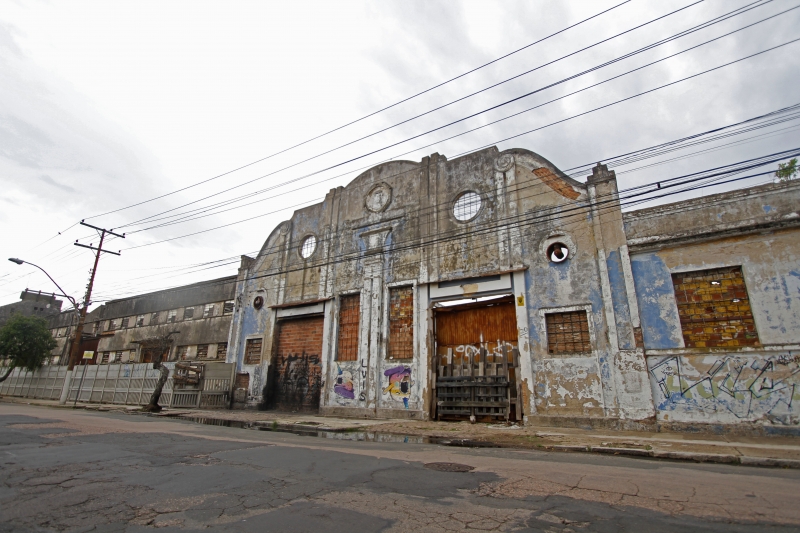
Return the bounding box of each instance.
[626,179,800,426]
[229,148,652,422]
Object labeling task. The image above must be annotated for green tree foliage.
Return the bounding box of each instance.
[0,314,57,382]
[776,158,798,182]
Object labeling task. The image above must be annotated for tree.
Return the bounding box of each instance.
[133,328,179,412]
[776,158,798,181]
[0,314,57,382]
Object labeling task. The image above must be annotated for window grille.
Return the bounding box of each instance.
[196,344,209,359]
[300,235,316,259]
[672,266,759,348]
[183,307,194,320]
[167,310,177,323]
[336,294,360,361]
[115,351,123,363]
[545,311,592,354]
[453,191,482,221]
[223,301,234,315]
[216,342,228,359]
[120,317,130,328]
[244,338,262,365]
[176,345,189,360]
[203,304,215,318]
[101,352,110,364]
[388,286,414,359]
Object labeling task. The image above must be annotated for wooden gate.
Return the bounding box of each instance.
[268,315,324,412]
[435,296,522,421]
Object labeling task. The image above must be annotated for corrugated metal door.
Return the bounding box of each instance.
[269,315,324,412]
[435,296,520,421]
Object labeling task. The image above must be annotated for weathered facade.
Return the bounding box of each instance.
[48,276,237,366]
[626,180,800,427]
[227,147,657,423]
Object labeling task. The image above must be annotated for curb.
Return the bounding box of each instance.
[542,444,800,468]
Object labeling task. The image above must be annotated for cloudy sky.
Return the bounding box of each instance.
[1,0,798,309]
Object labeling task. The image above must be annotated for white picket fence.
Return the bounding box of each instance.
[0,362,232,408]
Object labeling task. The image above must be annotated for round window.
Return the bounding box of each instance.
[253,296,264,309]
[300,235,316,259]
[547,242,569,263]
[453,191,482,221]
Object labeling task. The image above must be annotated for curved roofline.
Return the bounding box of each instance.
[500,147,586,189]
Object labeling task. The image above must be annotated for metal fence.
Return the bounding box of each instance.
[0,365,67,400]
[0,362,233,408]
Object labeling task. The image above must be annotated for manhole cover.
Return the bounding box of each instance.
[424,462,475,472]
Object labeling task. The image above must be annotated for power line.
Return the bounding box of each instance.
[83,0,634,222]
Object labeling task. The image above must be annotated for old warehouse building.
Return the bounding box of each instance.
[226,145,800,428]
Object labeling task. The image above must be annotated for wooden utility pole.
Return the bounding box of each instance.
[59,221,124,403]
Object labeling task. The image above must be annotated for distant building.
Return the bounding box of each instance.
[0,289,63,328]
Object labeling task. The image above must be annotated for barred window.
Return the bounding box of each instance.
[167,310,177,323]
[196,344,209,359]
[183,307,195,320]
[101,352,110,364]
[244,338,263,365]
[223,301,234,315]
[203,304,215,318]
[453,191,482,221]
[176,345,189,360]
[337,294,360,361]
[115,351,124,363]
[120,317,130,328]
[672,266,759,348]
[545,311,592,355]
[216,342,228,359]
[387,286,414,359]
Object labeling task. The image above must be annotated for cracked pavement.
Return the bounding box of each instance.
[1,404,799,532]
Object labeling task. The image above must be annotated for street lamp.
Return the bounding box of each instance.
[8,258,79,311]
[7,258,81,372]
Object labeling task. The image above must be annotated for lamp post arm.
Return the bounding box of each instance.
[17,260,78,310]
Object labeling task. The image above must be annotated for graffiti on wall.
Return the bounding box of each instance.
[383,365,414,409]
[649,353,800,424]
[274,352,322,410]
[333,362,357,405]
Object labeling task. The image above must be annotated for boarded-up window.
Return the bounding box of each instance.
[336,294,360,361]
[196,344,209,359]
[183,307,194,320]
[223,301,234,315]
[216,342,227,359]
[545,311,592,355]
[388,286,414,360]
[176,345,189,360]
[672,266,759,348]
[244,338,262,365]
[167,310,177,323]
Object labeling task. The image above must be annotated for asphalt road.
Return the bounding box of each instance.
[1,404,799,532]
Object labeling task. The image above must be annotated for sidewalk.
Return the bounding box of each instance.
[3,396,799,468]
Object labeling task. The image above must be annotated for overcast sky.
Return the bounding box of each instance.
[1,0,798,308]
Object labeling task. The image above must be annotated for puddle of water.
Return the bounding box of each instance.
[179,417,431,444]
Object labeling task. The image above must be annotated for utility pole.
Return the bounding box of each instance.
[59,220,124,404]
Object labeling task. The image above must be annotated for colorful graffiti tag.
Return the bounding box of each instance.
[333,362,355,400]
[383,365,413,409]
[649,353,800,424]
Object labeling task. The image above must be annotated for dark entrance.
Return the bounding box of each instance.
[267,315,324,412]
[434,295,521,421]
